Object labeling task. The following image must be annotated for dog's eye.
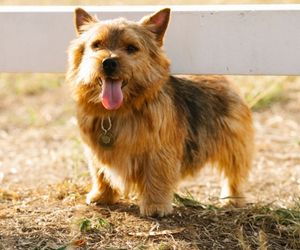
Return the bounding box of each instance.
[91,40,102,50]
[126,44,139,54]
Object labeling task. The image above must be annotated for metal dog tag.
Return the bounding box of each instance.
[99,132,114,148]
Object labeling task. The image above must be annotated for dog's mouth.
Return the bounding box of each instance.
[99,77,124,110]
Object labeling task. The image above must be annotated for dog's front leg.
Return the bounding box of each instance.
[84,145,119,205]
[137,150,180,217]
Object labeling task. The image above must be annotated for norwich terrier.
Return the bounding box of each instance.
[66,8,254,216]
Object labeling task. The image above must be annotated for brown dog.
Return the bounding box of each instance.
[66,8,254,216]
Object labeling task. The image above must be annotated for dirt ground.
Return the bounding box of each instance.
[0,74,300,249]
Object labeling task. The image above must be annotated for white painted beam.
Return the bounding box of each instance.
[1,5,300,75]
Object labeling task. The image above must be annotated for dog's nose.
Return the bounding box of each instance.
[102,58,119,75]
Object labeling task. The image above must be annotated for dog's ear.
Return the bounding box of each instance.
[74,8,97,35]
[140,8,170,46]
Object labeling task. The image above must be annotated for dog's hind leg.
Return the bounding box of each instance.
[218,122,253,207]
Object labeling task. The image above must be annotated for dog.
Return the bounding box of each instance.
[66,7,254,217]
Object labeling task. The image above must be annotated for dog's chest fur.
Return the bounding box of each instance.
[77,92,182,191]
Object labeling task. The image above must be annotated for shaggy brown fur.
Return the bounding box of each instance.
[66,8,254,216]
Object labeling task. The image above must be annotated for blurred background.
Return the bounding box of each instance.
[1,0,300,206]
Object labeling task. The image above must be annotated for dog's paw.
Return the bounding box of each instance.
[86,188,119,205]
[220,196,246,208]
[86,189,102,205]
[139,203,173,217]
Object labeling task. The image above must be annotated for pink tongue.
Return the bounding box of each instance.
[100,78,123,110]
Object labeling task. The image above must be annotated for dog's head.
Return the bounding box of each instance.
[67,8,171,112]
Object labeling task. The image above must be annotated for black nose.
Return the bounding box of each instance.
[102,58,119,75]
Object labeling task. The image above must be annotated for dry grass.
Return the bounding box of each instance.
[1,185,299,249]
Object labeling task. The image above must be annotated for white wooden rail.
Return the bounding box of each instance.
[1,5,300,75]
